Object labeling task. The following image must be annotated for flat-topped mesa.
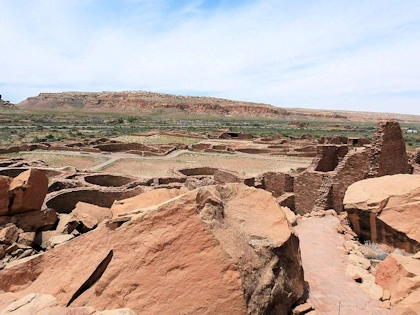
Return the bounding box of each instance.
[18,91,289,117]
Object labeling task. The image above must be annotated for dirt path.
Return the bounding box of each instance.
[295,215,396,315]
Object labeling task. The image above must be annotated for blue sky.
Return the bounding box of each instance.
[1,0,420,115]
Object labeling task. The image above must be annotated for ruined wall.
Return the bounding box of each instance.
[331,149,369,213]
[415,148,420,164]
[312,145,348,172]
[262,172,294,197]
[294,171,324,213]
[368,120,411,177]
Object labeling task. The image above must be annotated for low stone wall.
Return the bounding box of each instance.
[262,172,294,197]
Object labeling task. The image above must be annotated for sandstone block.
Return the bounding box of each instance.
[17,232,36,247]
[110,188,184,218]
[344,174,420,253]
[72,212,98,233]
[56,214,79,234]
[0,225,19,245]
[0,176,11,215]
[47,234,75,249]
[72,202,112,224]
[7,169,48,215]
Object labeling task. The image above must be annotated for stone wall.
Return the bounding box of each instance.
[262,172,294,197]
[294,171,324,213]
[415,148,420,164]
[331,149,369,212]
[313,145,348,172]
[368,120,411,177]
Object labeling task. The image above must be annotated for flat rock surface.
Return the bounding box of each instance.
[295,215,396,314]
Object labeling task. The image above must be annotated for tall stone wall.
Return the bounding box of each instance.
[294,172,324,213]
[368,120,411,177]
[331,149,369,212]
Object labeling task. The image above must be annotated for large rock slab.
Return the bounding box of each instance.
[110,188,184,218]
[5,169,48,215]
[0,208,57,232]
[344,174,420,253]
[72,202,112,224]
[0,184,304,315]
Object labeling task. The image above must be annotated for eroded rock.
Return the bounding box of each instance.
[7,169,48,215]
[0,184,304,315]
[344,174,420,253]
[376,253,420,314]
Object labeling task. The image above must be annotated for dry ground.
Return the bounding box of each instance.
[3,153,108,169]
[103,152,312,177]
[112,135,202,145]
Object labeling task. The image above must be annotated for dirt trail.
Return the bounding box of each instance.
[295,215,396,315]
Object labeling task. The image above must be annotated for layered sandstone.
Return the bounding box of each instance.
[344,174,420,253]
[17,91,286,118]
[0,184,304,315]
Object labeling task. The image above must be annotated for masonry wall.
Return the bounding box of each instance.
[368,121,411,177]
[313,145,348,172]
[294,171,324,213]
[262,172,294,197]
[331,149,369,213]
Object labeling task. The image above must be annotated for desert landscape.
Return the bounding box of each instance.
[0,91,420,314]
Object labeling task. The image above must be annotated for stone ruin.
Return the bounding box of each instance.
[281,120,412,214]
[0,163,304,314]
[0,119,417,314]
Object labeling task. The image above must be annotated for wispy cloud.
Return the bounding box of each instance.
[1,0,419,114]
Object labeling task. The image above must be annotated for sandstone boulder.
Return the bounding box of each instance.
[35,231,62,250]
[110,188,184,218]
[214,170,255,186]
[376,253,420,314]
[17,232,36,247]
[0,225,19,245]
[0,176,11,215]
[47,234,75,249]
[344,174,420,253]
[0,184,304,315]
[73,202,112,224]
[6,169,48,215]
[1,293,58,314]
[56,214,79,234]
[0,208,58,232]
[72,212,98,233]
[0,293,124,314]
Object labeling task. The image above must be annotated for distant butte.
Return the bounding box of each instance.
[16,91,420,122]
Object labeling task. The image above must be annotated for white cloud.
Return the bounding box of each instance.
[1,0,420,114]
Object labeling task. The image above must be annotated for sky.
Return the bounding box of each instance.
[1,0,420,115]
